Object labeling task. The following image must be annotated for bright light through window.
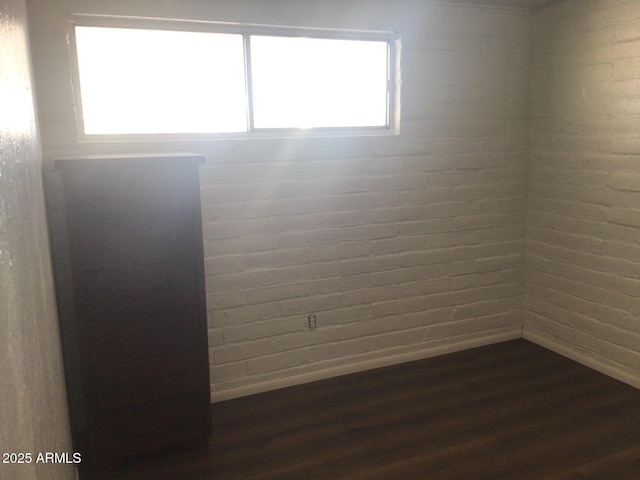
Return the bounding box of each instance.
[74,26,247,135]
[250,36,389,129]
[72,22,396,137]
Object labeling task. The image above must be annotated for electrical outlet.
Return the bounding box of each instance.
[308,314,317,330]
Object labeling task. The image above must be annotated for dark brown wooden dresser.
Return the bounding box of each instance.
[52,154,211,474]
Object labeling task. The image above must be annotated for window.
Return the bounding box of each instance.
[74,27,247,135]
[249,36,389,129]
[71,19,398,138]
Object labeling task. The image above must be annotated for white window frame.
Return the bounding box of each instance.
[69,15,401,141]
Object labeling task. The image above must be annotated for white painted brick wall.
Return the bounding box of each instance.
[526,0,640,388]
[29,0,532,401]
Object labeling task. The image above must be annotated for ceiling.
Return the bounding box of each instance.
[492,0,565,7]
[440,0,566,9]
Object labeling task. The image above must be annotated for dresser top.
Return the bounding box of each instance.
[54,152,205,168]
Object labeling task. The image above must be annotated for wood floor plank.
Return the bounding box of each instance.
[88,340,640,480]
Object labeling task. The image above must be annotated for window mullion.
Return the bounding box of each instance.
[244,34,256,132]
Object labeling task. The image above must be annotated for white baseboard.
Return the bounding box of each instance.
[523,330,640,390]
[211,330,522,402]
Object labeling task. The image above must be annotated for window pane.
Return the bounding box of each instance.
[250,36,389,129]
[74,26,247,134]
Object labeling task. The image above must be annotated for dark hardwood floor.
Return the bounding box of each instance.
[92,340,640,479]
